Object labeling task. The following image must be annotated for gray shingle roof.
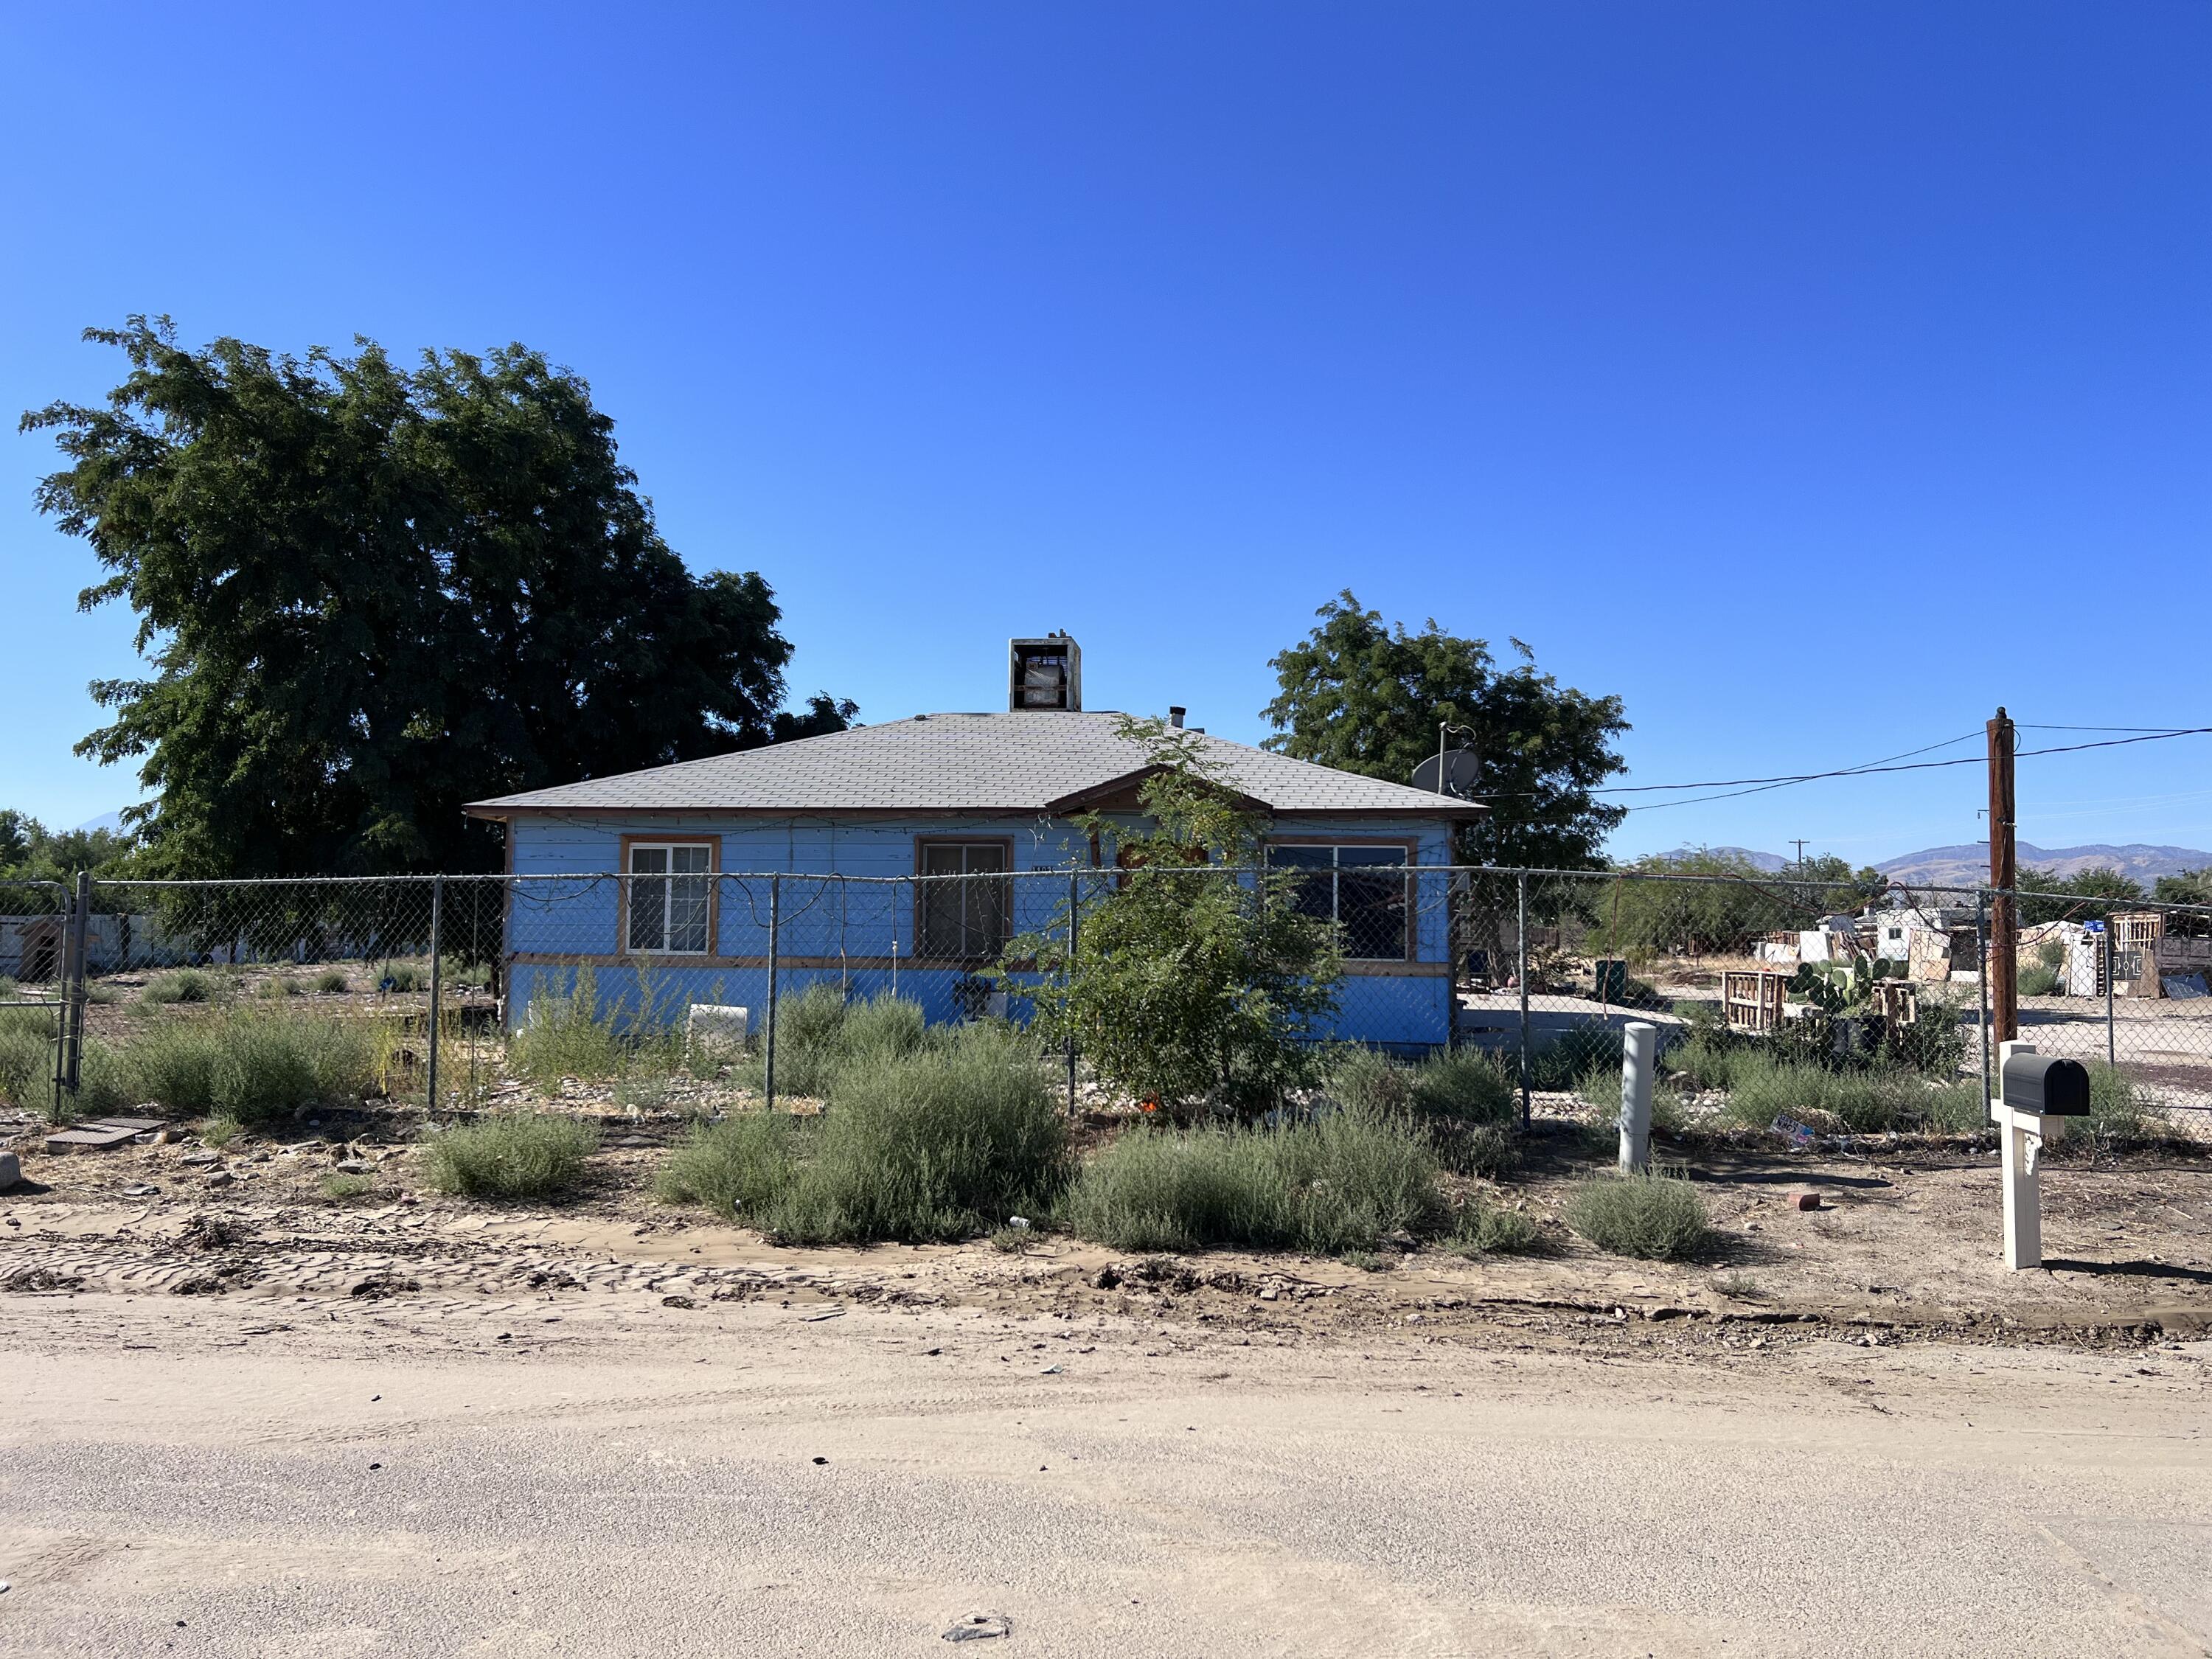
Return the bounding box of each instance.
[466,712,1484,818]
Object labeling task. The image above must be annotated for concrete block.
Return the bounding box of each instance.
[686,1004,750,1052]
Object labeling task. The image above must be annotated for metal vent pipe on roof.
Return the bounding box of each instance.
[1169,706,1186,728]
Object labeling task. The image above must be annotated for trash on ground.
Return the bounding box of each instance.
[942,1613,1012,1642]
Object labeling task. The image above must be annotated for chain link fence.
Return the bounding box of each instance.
[1979,884,2212,1115]
[4,863,2208,1129]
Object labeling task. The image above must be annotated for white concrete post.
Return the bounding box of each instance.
[1619,1020,1656,1173]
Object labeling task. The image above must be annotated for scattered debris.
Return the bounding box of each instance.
[44,1119,164,1156]
[943,1613,1012,1642]
[803,1307,846,1322]
[349,1275,420,1301]
[181,1212,246,1251]
[1786,1190,1825,1212]
[1,1265,84,1293]
[812,1455,828,1465]
[661,1294,697,1310]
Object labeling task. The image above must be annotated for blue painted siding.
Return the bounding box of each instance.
[503,812,1459,1048]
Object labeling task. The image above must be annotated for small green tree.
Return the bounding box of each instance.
[2015,866,2143,927]
[2153,869,2212,936]
[1000,717,1344,1118]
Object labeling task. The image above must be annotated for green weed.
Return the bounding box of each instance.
[128,1009,381,1124]
[658,1025,1066,1243]
[425,1113,600,1199]
[1565,1169,1711,1260]
[1714,1054,1981,1135]
[1332,1047,1515,1125]
[143,968,224,1006]
[1064,1108,1444,1256]
[1443,1200,1545,1258]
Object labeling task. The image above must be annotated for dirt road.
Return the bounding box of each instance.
[4,1282,2209,1658]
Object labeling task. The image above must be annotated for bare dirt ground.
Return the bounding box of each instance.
[4,1107,2212,1655]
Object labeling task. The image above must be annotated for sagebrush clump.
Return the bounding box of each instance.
[425,1113,600,1199]
[1565,1169,1711,1260]
[1063,1108,1444,1256]
[128,1009,381,1124]
[659,1021,1066,1242]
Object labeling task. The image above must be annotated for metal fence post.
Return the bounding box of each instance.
[1976,889,1992,1114]
[425,874,442,1113]
[765,873,781,1112]
[52,871,90,1116]
[1516,871,1531,1129]
[2104,917,2117,1071]
[1065,869,1079,1116]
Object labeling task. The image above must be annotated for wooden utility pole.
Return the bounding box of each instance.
[1987,707,2018,1042]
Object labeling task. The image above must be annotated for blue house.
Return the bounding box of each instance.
[465,636,1481,1051]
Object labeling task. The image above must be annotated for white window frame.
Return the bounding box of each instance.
[627,841,714,955]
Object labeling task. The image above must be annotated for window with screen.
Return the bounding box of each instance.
[917,841,1012,959]
[627,843,713,953]
[1268,844,1410,959]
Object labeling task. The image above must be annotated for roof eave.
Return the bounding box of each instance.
[465,800,1486,820]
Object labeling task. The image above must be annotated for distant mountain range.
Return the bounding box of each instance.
[1668,841,2212,886]
[1874,842,2212,888]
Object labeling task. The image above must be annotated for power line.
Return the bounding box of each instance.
[1607,726,2212,814]
[1596,731,1983,796]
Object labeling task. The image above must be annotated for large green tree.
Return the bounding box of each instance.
[23,319,852,877]
[1261,591,1629,868]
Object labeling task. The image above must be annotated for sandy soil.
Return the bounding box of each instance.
[5,1099,2210,1351]
[7,1102,2212,1655]
[3,1265,2210,1655]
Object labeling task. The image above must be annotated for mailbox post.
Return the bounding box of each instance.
[1990,1043,2091,1270]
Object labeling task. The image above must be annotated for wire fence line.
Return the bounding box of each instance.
[4,864,2208,1124]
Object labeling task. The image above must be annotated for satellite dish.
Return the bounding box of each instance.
[1412,747,1482,799]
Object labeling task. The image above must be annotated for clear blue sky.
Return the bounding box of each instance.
[3,2,2206,863]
